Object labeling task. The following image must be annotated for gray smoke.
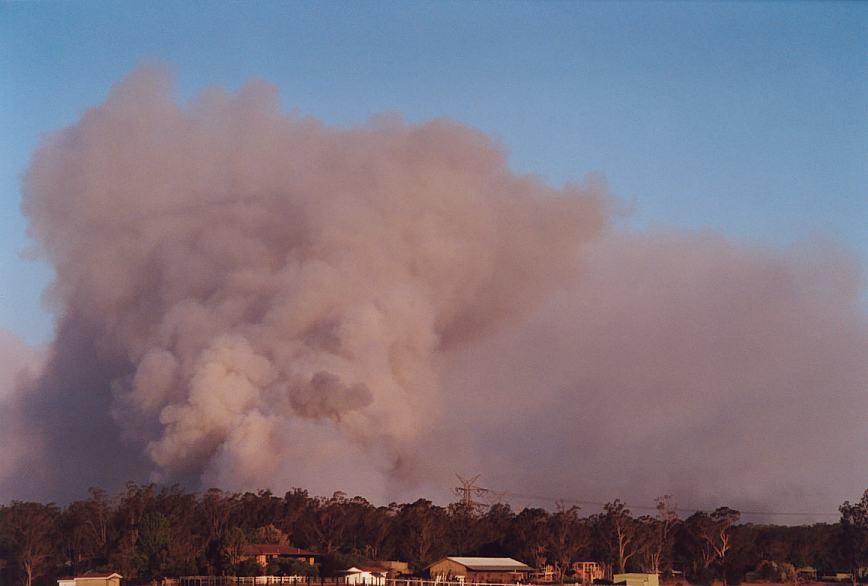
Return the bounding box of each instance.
[2,66,606,502]
[2,67,866,517]
[439,231,868,517]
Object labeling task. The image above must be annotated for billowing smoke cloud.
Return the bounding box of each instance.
[4,66,867,515]
[5,66,606,502]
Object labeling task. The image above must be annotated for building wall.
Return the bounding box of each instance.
[466,572,525,584]
[429,560,469,580]
[345,572,385,585]
[77,577,121,586]
[614,574,659,586]
[428,562,527,584]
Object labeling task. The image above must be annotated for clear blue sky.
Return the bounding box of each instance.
[2,1,866,346]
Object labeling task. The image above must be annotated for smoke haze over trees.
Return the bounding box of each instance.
[1,485,867,586]
[0,67,866,513]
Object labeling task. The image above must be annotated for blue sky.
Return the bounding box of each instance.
[2,1,866,346]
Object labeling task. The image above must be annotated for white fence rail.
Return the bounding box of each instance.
[171,578,532,586]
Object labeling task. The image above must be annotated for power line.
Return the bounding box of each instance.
[469,486,840,520]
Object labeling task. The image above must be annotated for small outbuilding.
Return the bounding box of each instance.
[58,571,122,586]
[613,574,658,586]
[428,557,533,584]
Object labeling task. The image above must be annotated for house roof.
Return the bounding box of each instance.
[77,572,123,579]
[242,544,317,557]
[438,557,532,572]
[342,567,389,574]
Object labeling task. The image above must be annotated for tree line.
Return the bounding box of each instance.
[2,484,868,586]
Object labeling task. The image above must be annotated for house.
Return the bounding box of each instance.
[371,561,410,578]
[613,574,658,586]
[427,557,533,584]
[796,567,818,581]
[572,562,605,584]
[341,567,389,585]
[58,572,122,586]
[240,544,318,569]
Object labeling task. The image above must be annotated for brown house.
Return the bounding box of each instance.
[427,557,533,584]
[240,544,318,569]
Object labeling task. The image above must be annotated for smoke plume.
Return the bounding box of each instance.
[0,329,44,487]
[3,66,867,515]
[5,66,605,502]
[440,232,868,516]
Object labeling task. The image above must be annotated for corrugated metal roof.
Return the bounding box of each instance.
[446,557,531,571]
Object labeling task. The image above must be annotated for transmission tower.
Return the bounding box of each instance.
[454,474,488,513]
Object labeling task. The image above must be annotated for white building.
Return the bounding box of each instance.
[341,567,388,586]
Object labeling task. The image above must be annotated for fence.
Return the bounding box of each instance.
[171,578,528,586]
[388,580,525,586]
[173,577,346,586]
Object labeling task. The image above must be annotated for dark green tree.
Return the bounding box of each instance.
[0,502,60,586]
[548,504,589,581]
[137,511,170,577]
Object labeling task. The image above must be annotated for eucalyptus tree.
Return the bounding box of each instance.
[548,504,590,581]
[839,490,868,586]
[510,507,551,571]
[639,495,680,574]
[396,499,448,569]
[685,507,740,586]
[599,500,641,573]
[0,501,60,586]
